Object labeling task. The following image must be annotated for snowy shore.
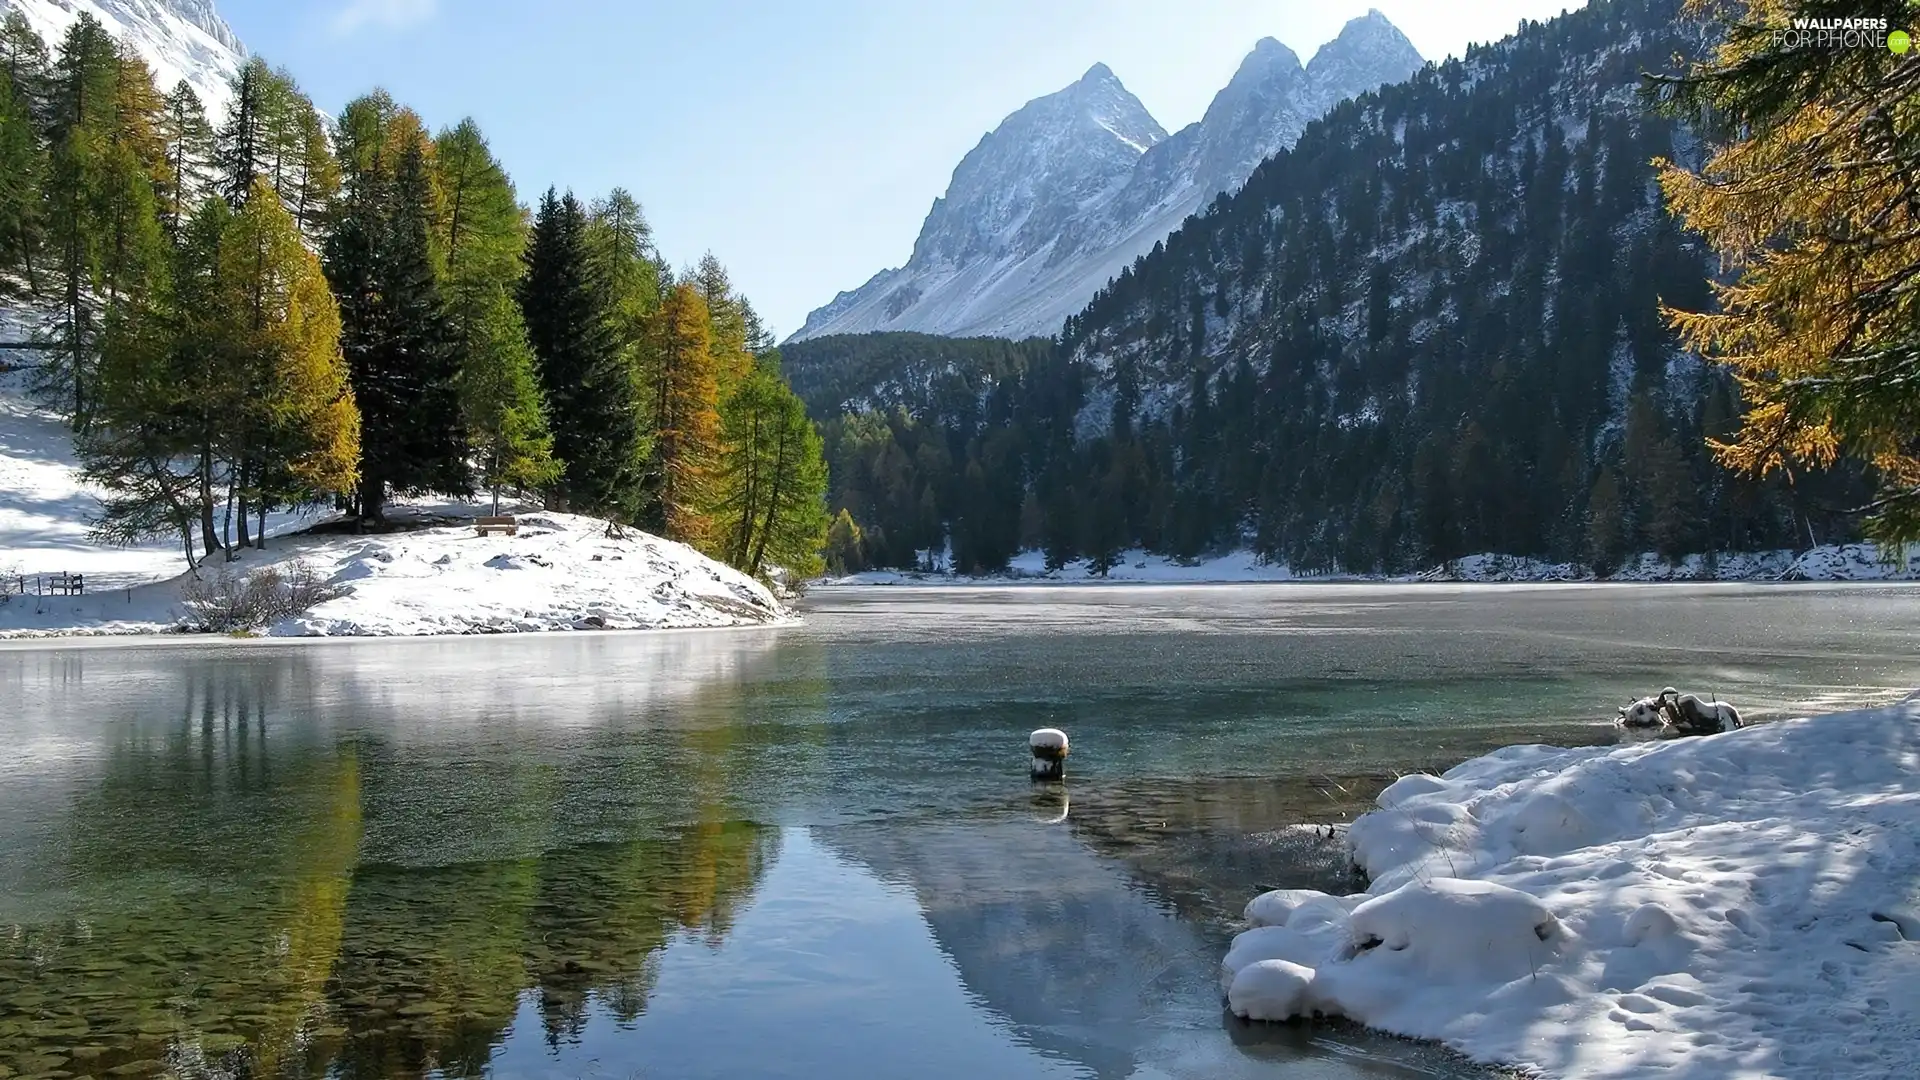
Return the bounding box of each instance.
[2,363,790,639]
[1221,700,1920,1077]
[820,544,1919,586]
[0,508,791,639]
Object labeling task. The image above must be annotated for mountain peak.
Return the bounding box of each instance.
[1079,61,1118,85]
[1232,36,1304,82]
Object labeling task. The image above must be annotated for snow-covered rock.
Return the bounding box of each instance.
[0,0,246,115]
[789,12,1423,343]
[1221,701,1920,1077]
[1226,958,1316,1021]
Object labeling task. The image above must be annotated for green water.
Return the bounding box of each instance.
[2,583,1917,1079]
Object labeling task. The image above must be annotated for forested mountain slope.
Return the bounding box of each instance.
[789,0,1867,575]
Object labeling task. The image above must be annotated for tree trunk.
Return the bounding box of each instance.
[198,448,222,558]
[221,466,236,558]
[749,425,792,574]
[257,503,267,549]
[359,473,385,526]
[237,488,252,549]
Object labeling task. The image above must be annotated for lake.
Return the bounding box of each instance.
[3,583,1917,1079]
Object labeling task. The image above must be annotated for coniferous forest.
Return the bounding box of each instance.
[784,0,1879,577]
[0,10,828,580]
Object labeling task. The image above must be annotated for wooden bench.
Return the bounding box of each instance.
[49,573,84,596]
[475,516,518,537]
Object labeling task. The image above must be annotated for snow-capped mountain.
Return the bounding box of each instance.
[790,11,1424,343]
[0,0,246,113]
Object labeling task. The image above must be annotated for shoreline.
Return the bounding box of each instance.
[1219,697,1920,1076]
[817,542,1918,588]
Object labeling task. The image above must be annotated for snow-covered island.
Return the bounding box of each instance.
[1221,700,1920,1077]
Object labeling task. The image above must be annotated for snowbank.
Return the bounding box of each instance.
[1224,702,1920,1077]
[823,548,1310,585]
[0,509,791,638]
[1428,545,1919,583]
[819,544,1919,586]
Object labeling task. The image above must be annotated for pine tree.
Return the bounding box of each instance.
[640,282,722,543]
[1656,0,1920,544]
[520,188,640,516]
[324,94,468,521]
[715,361,828,576]
[84,184,358,566]
[461,287,559,513]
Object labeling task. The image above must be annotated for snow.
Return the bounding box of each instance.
[1226,958,1316,1021]
[0,365,311,591]
[1221,700,1920,1078]
[0,507,791,638]
[0,367,791,639]
[0,0,246,116]
[820,543,1920,586]
[1028,727,1068,751]
[822,548,1306,585]
[789,17,1421,343]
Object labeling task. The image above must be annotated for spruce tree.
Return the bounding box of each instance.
[324,95,468,522]
[434,118,557,512]
[520,188,640,516]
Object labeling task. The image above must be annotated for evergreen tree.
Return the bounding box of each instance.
[84,185,358,565]
[41,12,122,421]
[520,188,640,516]
[715,360,828,576]
[221,178,359,527]
[461,287,559,513]
[690,252,753,392]
[433,118,557,512]
[639,282,723,542]
[0,13,48,298]
[324,94,468,521]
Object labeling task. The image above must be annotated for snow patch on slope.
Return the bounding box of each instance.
[0,0,246,114]
[790,12,1424,343]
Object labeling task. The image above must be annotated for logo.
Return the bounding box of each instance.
[1771,14,1910,51]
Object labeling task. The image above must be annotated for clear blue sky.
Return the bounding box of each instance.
[221,0,1588,339]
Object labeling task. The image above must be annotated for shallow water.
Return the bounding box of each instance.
[2,582,1917,1079]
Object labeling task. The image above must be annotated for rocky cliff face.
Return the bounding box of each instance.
[0,0,247,113]
[790,12,1423,343]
